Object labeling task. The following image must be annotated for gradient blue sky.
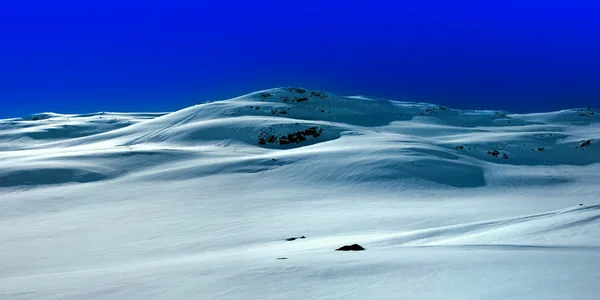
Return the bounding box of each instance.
[1,1,599,118]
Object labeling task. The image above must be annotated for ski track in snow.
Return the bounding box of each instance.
[1,87,599,299]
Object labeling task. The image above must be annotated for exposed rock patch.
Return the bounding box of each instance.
[281,96,310,103]
[577,108,595,117]
[285,87,307,94]
[576,140,592,149]
[258,127,325,146]
[488,150,500,157]
[310,91,329,99]
[270,109,289,116]
[336,244,365,251]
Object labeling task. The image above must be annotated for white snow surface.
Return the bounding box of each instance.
[1,87,600,299]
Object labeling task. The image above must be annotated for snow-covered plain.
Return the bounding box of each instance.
[1,87,599,299]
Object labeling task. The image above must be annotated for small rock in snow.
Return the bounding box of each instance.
[336,244,365,251]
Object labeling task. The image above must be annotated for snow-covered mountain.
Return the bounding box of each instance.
[1,87,599,299]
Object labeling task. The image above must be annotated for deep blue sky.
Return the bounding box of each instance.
[1,1,599,118]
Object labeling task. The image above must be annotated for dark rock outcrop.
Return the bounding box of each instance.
[258,127,325,146]
[336,244,365,251]
[285,87,307,94]
[487,150,500,157]
[286,236,306,241]
[310,91,328,99]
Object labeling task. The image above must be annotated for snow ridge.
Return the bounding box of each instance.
[1,87,599,300]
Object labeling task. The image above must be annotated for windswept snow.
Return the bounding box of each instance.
[1,87,599,299]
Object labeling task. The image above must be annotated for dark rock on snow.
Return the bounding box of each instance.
[336,244,365,251]
[487,150,500,157]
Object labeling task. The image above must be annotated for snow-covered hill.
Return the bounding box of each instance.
[1,87,599,299]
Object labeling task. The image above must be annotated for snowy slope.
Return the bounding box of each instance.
[1,87,599,300]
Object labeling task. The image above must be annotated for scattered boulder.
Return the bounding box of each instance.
[281,95,311,103]
[285,87,307,94]
[487,150,500,157]
[538,148,545,151]
[260,92,272,98]
[310,91,328,99]
[286,236,306,241]
[576,140,592,149]
[577,109,595,117]
[502,153,509,159]
[259,127,325,146]
[336,244,365,251]
[270,110,289,116]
